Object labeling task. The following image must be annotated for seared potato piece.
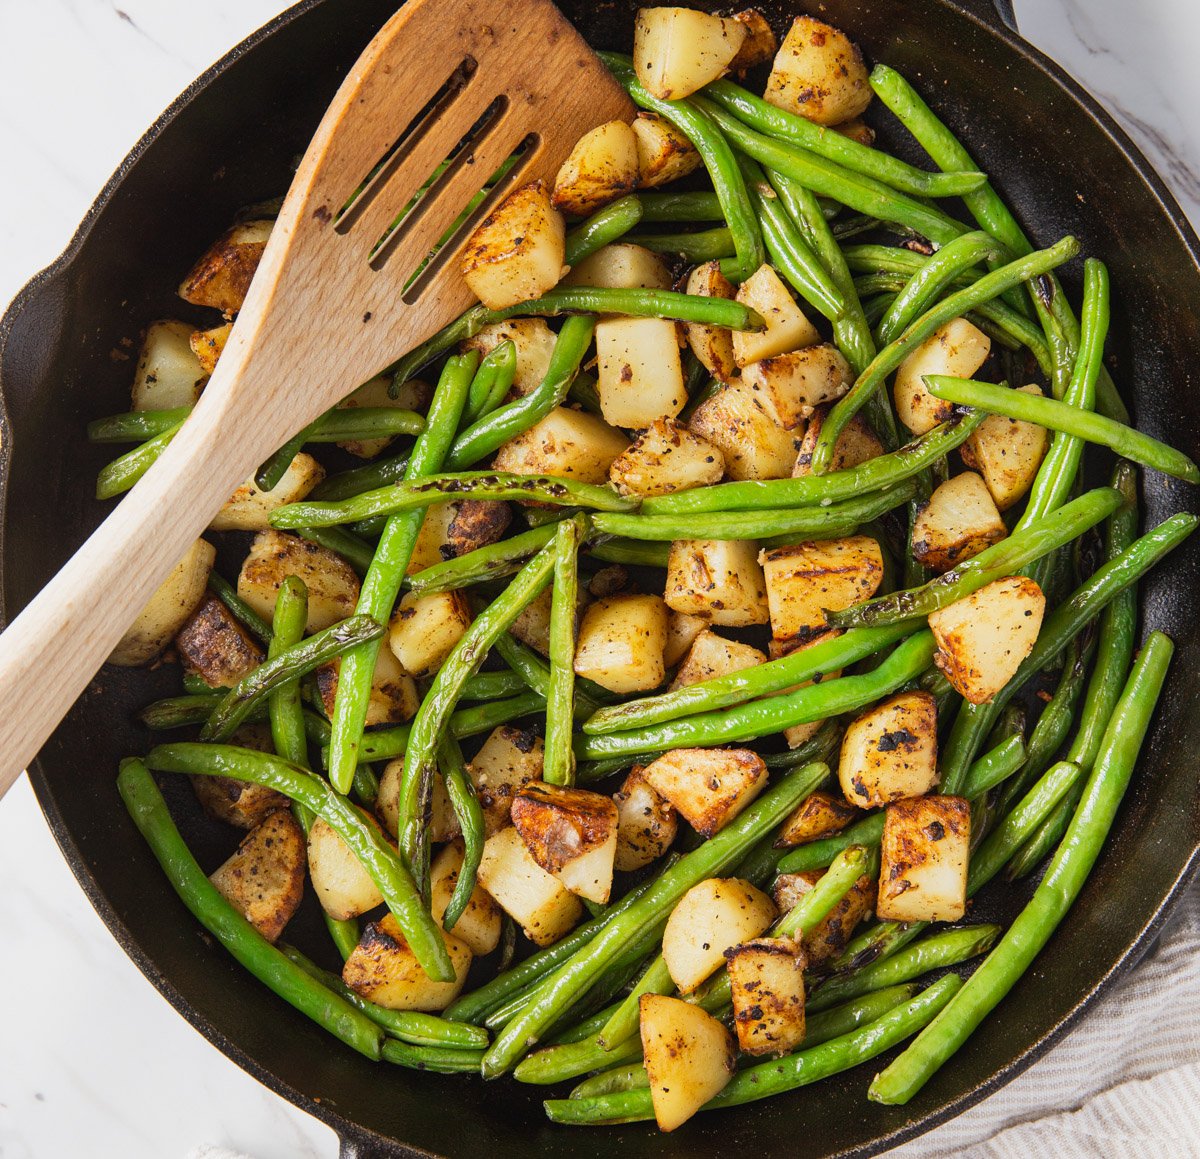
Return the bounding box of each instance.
[929,576,1046,704]
[765,16,871,126]
[665,537,769,627]
[110,538,215,666]
[510,585,554,656]
[729,9,778,72]
[793,408,883,477]
[493,406,629,483]
[669,627,765,691]
[209,809,305,943]
[178,219,273,314]
[834,118,875,146]
[552,120,640,217]
[613,767,678,871]
[962,384,1050,510]
[462,318,557,397]
[377,758,460,844]
[631,112,702,188]
[307,815,384,920]
[767,632,843,748]
[877,795,971,922]
[742,343,853,429]
[688,378,801,480]
[894,318,991,435]
[662,877,776,992]
[192,771,289,831]
[461,181,565,310]
[664,608,710,666]
[175,592,264,688]
[565,242,672,291]
[773,868,876,967]
[574,594,668,694]
[733,264,821,366]
[446,500,512,556]
[609,418,725,499]
[726,936,806,1056]
[406,502,460,574]
[476,825,584,945]
[132,320,207,411]
[469,725,545,835]
[511,782,619,903]
[237,530,360,632]
[315,645,419,727]
[642,747,768,836]
[343,916,472,1011]
[334,374,423,459]
[430,840,503,956]
[641,995,736,1132]
[774,790,860,848]
[760,535,884,641]
[388,590,472,678]
[190,322,232,377]
[684,261,738,382]
[912,471,1007,573]
[634,7,747,100]
[839,690,939,808]
[595,316,686,428]
[210,453,324,532]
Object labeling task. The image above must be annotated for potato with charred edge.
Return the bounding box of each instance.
[793,408,883,477]
[131,320,207,412]
[613,766,678,871]
[209,809,305,943]
[838,690,939,808]
[460,181,565,311]
[633,7,747,100]
[315,646,419,727]
[468,725,545,836]
[631,112,703,188]
[760,535,884,642]
[765,16,872,126]
[511,583,586,657]
[663,608,710,666]
[192,774,290,830]
[742,343,853,429]
[729,9,778,73]
[665,537,769,626]
[642,747,768,836]
[595,316,686,428]
[669,627,765,692]
[733,264,821,367]
[911,471,1007,573]
[689,379,801,480]
[894,317,991,436]
[662,876,776,992]
[564,243,673,291]
[429,840,503,955]
[178,219,273,314]
[406,502,460,574]
[446,499,512,556]
[211,454,325,532]
[774,790,860,848]
[877,795,971,923]
[476,826,584,946]
[574,593,668,695]
[511,782,619,904]
[640,994,736,1132]
[929,576,1046,704]
[176,592,264,688]
[388,590,473,679]
[684,261,737,382]
[833,118,875,146]
[961,383,1050,510]
[110,538,215,666]
[552,121,640,217]
[493,407,629,484]
[307,814,385,920]
[190,322,232,377]
[462,319,557,397]
[609,418,725,500]
[726,936,806,1056]
[377,759,460,843]
[342,916,472,1011]
[773,869,876,967]
[237,530,359,632]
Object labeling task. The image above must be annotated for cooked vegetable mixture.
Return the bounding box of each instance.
[100,6,1196,1133]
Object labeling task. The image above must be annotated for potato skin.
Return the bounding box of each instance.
[729,9,778,73]
[446,500,512,556]
[191,773,290,830]
[343,916,472,1011]
[774,790,860,848]
[178,219,273,314]
[773,869,876,967]
[237,530,360,633]
[631,112,702,188]
[793,408,883,478]
[511,783,619,875]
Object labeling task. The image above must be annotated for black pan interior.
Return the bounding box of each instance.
[2,1,1199,1156]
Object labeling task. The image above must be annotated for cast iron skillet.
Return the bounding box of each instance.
[2,0,1199,1155]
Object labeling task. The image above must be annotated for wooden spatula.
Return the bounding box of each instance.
[0,0,633,799]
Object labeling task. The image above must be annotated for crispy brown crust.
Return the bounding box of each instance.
[178,222,271,314]
[208,809,305,942]
[446,499,512,559]
[511,782,618,874]
[176,593,264,688]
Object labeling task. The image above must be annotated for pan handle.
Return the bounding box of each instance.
[952,0,1018,33]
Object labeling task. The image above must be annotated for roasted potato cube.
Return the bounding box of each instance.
[684,261,738,383]
[210,453,324,532]
[175,592,264,688]
[774,790,860,848]
[839,690,938,808]
[929,575,1046,704]
[634,7,747,100]
[343,916,472,1011]
[574,593,668,694]
[640,994,736,1132]
[191,771,289,831]
[511,782,619,903]
[729,9,778,72]
[773,868,877,967]
[178,219,273,313]
[767,632,843,748]
[642,747,768,836]
[877,795,971,922]
[613,767,678,871]
[834,118,875,146]
[793,408,883,477]
[334,374,422,459]
[209,809,305,943]
[565,242,672,291]
[665,537,769,627]
[493,406,629,483]
[664,608,711,666]
[688,378,801,480]
[669,627,765,691]
[387,590,472,678]
[307,814,384,920]
[429,840,503,955]
[595,316,686,428]
[446,499,512,556]
[109,538,215,666]
[742,343,853,429]
[377,759,460,843]
[894,318,991,435]
[476,825,584,945]
[461,181,565,310]
[510,585,556,656]
[733,264,821,367]
[662,876,776,992]
[912,471,1007,573]
[469,725,545,835]
[237,530,360,632]
[315,645,419,727]
[190,322,232,377]
[552,120,640,217]
[462,318,557,397]
[760,535,884,642]
[631,112,703,188]
[132,319,207,411]
[962,383,1050,510]
[587,564,630,599]
[765,16,871,126]
[726,936,806,1056]
[406,502,460,575]
[609,418,725,499]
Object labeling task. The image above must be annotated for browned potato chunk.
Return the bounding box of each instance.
[613,767,678,871]
[793,408,883,477]
[689,378,801,480]
[192,772,290,831]
[929,576,1046,704]
[237,530,359,632]
[595,316,686,428]
[209,809,305,943]
[664,608,711,666]
[665,537,769,627]
[175,592,264,688]
[446,500,512,556]
[343,916,472,1011]
[742,343,853,429]
[610,418,725,500]
[733,264,820,366]
[760,535,884,642]
[493,407,629,483]
[132,320,207,411]
[773,869,877,967]
[669,627,765,691]
[912,471,1007,573]
[307,814,384,920]
[210,453,325,532]
[377,758,460,844]
[640,995,736,1132]
[765,16,871,126]
[961,384,1050,510]
[726,936,806,1056]
[662,877,776,992]
[839,690,939,808]
[729,9,778,72]
[178,219,273,314]
[511,782,619,903]
[552,120,640,217]
[631,112,703,188]
[469,725,545,835]
[877,796,971,922]
[634,7,747,100]
[833,118,875,146]
[774,790,860,848]
[314,645,419,727]
[430,840,503,956]
[574,594,668,694]
[565,243,672,291]
[642,747,768,836]
[406,502,460,574]
[894,318,991,435]
[190,322,232,377]
[388,590,472,678]
[476,826,584,945]
[462,319,557,397]
[684,261,738,382]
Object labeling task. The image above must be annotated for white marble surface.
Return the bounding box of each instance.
[1,1,1198,1156]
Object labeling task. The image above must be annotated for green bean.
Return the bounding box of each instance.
[569,1062,651,1100]
[488,287,762,330]
[206,572,273,644]
[460,670,527,701]
[88,405,192,442]
[777,813,885,876]
[352,763,380,811]
[564,194,644,265]
[545,519,581,786]
[958,734,1028,799]
[328,352,476,795]
[635,227,735,263]
[295,527,376,576]
[139,692,225,729]
[388,305,490,395]
[406,523,559,596]
[493,629,611,719]
[462,341,517,427]
[380,1039,487,1073]
[587,538,671,569]
[829,920,927,976]
[1005,783,1083,880]
[830,487,1122,629]
[635,191,725,222]
[437,737,485,932]
[310,452,410,502]
[95,421,183,499]
[597,956,674,1051]
[117,759,385,1057]
[268,577,309,768]
[872,634,1174,1104]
